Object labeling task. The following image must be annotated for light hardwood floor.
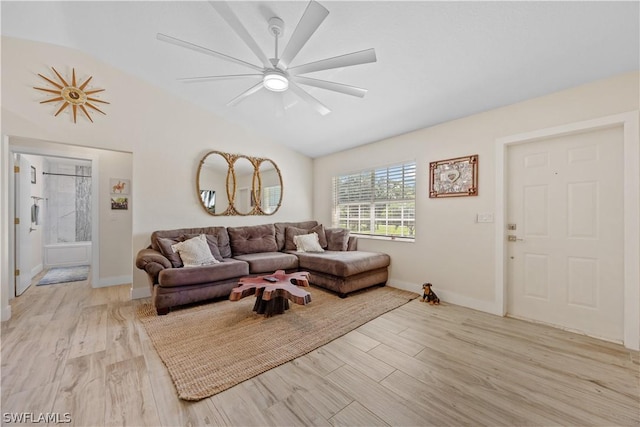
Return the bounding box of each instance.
[1,270,638,426]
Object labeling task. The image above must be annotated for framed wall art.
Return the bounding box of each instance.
[110,178,130,195]
[429,154,478,198]
[111,197,128,210]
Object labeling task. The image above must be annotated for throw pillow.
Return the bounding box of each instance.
[171,234,220,267]
[285,224,328,250]
[182,233,224,261]
[325,228,350,251]
[228,224,278,255]
[293,232,325,253]
[156,237,184,268]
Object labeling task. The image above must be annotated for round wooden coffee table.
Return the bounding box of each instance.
[229,270,311,317]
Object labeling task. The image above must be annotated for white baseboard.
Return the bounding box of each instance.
[436,289,502,315]
[1,305,12,322]
[388,279,421,295]
[389,278,502,315]
[31,263,43,279]
[94,275,132,288]
[131,286,151,300]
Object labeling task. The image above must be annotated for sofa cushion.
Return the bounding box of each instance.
[274,221,318,251]
[293,233,325,253]
[285,224,327,250]
[233,252,299,274]
[156,236,184,268]
[151,226,231,258]
[325,228,350,251]
[158,258,249,288]
[183,233,224,262]
[228,224,278,255]
[295,251,390,278]
[171,234,220,267]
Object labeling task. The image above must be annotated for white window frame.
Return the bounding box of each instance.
[332,161,416,241]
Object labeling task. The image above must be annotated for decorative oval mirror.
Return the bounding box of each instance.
[255,159,283,215]
[197,151,283,216]
[231,156,256,215]
[197,151,232,215]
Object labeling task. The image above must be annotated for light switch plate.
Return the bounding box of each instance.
[477,212,494,223]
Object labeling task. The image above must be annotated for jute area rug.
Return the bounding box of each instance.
[137,285,418,401]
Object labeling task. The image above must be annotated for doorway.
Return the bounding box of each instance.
[4,138,101,304]
[12,153,95,298]
[506,126,624,341]
[495,112,640,350]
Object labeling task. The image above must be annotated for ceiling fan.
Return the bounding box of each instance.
[157,1,377,116]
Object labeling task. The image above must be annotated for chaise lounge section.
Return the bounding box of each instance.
[136,221,390,314]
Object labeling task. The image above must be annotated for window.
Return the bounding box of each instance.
[333,162,416,240]
[261,185,281,212]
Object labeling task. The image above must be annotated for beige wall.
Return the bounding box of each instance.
[313,72,639,311]
[1,36,313,316]
[2,35,636,326]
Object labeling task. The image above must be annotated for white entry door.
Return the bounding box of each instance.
[506,125,624,342]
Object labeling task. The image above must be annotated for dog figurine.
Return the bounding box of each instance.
[420,283,440,305]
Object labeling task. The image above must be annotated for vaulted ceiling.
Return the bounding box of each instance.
[2,1,638,157]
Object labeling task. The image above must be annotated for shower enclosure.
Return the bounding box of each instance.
[43,160,92,267]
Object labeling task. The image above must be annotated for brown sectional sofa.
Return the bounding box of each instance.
[136,221,390,314]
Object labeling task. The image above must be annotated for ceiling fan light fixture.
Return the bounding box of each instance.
[263,70,288,92]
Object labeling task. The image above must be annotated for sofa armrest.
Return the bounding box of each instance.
[136,248,172,285]
[136,248,172,269]
[347,235,358,251]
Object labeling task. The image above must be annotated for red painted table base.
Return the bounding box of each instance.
[229,270,311,317]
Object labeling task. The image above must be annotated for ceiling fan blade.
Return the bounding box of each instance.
[289,48,377,75]
[292,76,367,98]
[178,74,262,83]
[227,81,264,107]
[288,81,331,116]
[157,33,263,72]
[208,1,272,69]
[277,1,329,70]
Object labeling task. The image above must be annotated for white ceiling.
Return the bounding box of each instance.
[2,1,638,158]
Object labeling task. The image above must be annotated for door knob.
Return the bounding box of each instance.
[507,235,524,242]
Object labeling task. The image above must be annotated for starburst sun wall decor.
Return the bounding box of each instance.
[34,67,109,123]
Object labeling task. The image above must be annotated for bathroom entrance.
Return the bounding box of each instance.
[13,153,94,296]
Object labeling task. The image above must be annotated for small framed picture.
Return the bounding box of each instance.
[111,197,128,210]
[110,178,130,195]
[31,166,36,184]
[429,154,479,198]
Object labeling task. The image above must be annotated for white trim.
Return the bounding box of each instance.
[623,112,640,350]
[390,279,501,314]
[388,279,420,294]
[1,305,11,322]
[30,263,43,278]
[495,111,640,350]
[354,234,415,243]
[90,160,100,287]
[437,290,503,315]
[95,275,132,288]
[1,136,10,320]
[131,286,151,300]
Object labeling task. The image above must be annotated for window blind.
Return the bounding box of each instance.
[332,162,416,239]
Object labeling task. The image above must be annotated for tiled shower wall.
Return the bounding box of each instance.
[44,161,92,244]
